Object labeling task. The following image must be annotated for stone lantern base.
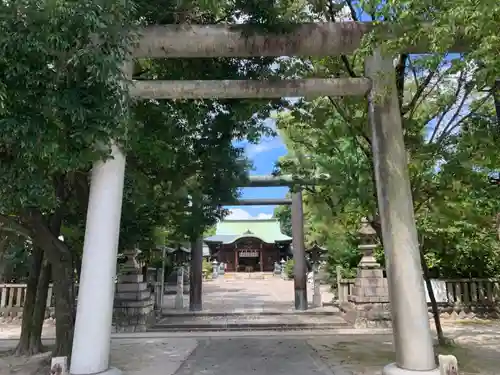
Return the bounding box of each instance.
[340,266,392,328]
[113,249,156,333]
[339,220,392,328]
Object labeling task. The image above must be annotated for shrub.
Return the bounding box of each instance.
[202,259,213,279]
[284,259,295,279]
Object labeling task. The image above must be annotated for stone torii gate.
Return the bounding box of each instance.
[69,23,453,375]
[188,175,310,312]
[236,175,309,311]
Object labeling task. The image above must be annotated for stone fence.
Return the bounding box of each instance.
[337,276,500,311]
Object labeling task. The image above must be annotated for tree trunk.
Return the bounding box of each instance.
[420,247,445,345]
[51,258,75,357]
[20,209,75,360]
[15,246,44,356]
[30,260,52,353]
[0,237,9,282]
[74,252,82,283]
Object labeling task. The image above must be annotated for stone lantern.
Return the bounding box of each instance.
[341,218,391,328]
[114,248,155,332]
[212,259,219,279]
[357,218,381,269]
[306,242,327,264]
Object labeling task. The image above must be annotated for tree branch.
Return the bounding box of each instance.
[395,54,408,110]
[327,0,357,78]
[0,214,31,238]
[429,70,467,143]
[403,66,437,116]
[344,0,359,21]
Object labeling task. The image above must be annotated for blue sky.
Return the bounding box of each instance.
[224,119,289,220]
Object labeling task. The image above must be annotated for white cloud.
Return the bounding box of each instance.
[225,208,273,220]
[245,137,285,158]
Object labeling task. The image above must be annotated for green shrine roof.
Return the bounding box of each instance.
[204,219,292,245]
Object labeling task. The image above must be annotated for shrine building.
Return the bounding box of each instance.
[204,219,292,272]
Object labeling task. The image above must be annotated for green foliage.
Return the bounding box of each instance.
[0,237,31,283]
[202,258,213,279]
[284,258,295,278]
[273,204,292,236]
[272,1,500,280]
[203,226,217,237]
[0,0,133,212]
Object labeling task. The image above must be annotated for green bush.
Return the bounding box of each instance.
[202,259,213,279]
[284,259,295,279]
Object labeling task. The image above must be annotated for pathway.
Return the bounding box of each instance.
[162,274,335,314]
[173,338,335,375]
[2,324,500,375]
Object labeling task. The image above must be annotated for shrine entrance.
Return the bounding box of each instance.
[205,215,293,273]
[236,249,260,272]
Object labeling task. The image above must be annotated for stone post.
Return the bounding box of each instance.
[219,262,225,276]
[154,281,162,311]
[113,248,155,333]
[159,247,166,309]
[312,262,322,307]
[366,49,437,374]
[189,237,203,311]
[70,143,126,375]
[306,243,326,308]
[212,260,219,279]
[273,261,280,275]
[175,266,184,309]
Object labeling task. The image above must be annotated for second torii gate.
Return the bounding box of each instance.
[236,175,311,311]
[188,174,313,312]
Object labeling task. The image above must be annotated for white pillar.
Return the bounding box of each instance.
[70,144,126,375]
[365,50,438,375]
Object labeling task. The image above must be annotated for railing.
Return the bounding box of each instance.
[438,278,500,306]
[0,283,55,317]
[336,277,500,307]
[337,278,356,303]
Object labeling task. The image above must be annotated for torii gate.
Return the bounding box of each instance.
[184,175,309,312]
[69,23,458,375]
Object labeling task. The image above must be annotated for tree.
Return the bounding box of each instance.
[270,0,500,345]
[0,0,133,357]
[0,0,296,359]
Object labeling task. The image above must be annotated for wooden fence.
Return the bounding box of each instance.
[336,277,500,307]
[0,283,54,317]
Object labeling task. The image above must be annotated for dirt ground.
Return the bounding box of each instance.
[308,321,500,375]
[0,321,499,375]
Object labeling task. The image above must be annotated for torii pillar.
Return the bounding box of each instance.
[70,144,125,375]
[366,49,438,375]
[291,189,307,310]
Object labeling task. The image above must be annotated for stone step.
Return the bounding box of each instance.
[151,313,348,332]
[161,309,340,317]
[150,321,348,332]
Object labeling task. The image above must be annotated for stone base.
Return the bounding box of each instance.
[382,363,439,375]
[113,305,155,333]
[312,292,322,308]
[340,301,392,328]
[71,366,122,375]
